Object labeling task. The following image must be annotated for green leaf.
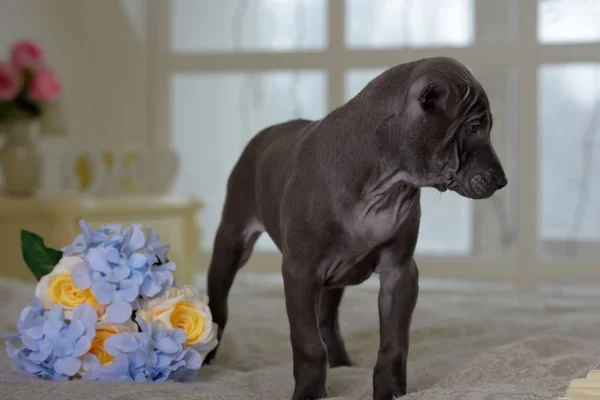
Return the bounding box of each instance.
[20,230,63,281]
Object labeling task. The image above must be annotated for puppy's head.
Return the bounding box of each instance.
[375,57,507,199]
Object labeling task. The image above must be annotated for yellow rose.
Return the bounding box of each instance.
[35,256,105,318]
[88,321,138,365]
[140,286,218,355]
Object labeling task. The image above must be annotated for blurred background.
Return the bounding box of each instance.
[0,0,598,293]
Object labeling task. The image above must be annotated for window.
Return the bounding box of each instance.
[171,70,327,252]
[538,0,600,44]
[345,0,474,49]
[150,0,600,288]
[536,0,600,267]
[171,0,327,52]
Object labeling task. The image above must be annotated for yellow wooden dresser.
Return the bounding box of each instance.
[0,195,203,285]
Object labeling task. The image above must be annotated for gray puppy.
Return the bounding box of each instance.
[205,57,507,400]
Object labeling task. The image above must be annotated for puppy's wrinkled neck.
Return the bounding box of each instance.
[355,139,421,228]
[361,167,419,202]
[353,166,420,243]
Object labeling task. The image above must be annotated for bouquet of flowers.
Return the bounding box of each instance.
[0,40,61,123]
[4,220,218,382]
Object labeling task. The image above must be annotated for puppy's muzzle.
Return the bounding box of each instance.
[469,166,507,198]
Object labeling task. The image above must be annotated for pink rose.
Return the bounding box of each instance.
[0,63,22,101]
[28,68,61,102]
[10,40,45,71]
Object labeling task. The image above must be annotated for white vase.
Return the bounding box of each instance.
[0,121,42,197]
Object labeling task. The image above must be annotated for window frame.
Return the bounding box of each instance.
[148,0,600,292]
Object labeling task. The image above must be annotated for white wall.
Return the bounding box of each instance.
[0,0,148,193]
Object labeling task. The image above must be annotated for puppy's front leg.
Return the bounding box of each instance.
[283,258,328,400]
[319,287,352,368]
[373,257,419,400]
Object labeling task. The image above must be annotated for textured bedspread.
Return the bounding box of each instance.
[1,274,599,400]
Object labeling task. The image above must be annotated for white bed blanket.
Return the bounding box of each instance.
[1,274,599,400]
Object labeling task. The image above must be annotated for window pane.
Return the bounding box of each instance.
[171,0,327,52]
[345,0,474,49]
[171,71,327,252]
[538,64,600,259]
[473,0,518,43]
[345,69,474,256]
[538,0,600,44]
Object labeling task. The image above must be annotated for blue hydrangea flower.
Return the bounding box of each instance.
[17,296,44,332]
[71,248,138,324]
[118,224,149,282]
[138,226,174,298]
[71,224,154,323]
[71,224,147,285]
[73,243,174,303]
[62,220,115,256]
[143,226,169,265]
[97,224,124,244]
[68,220,176,321]
[74,248,126,285]
[82,225,148,286]
[5,302,97,380]
[94,280,140,324]
[82,315,202,382]
[140,261,175,299]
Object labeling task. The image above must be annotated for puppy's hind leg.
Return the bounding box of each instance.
[205,196,262,364]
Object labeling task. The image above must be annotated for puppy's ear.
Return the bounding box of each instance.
[407,72,451,114]
[419,83,449,113]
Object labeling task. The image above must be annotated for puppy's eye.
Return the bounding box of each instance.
[467,123,480,133]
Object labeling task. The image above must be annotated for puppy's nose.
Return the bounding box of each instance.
[492,168,508,190]
[496,175,507,190]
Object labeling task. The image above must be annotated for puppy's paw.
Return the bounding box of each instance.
[292,387,328,400]
[373,385,407,400]
[328,356,353,369]
[203,347,219,365]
